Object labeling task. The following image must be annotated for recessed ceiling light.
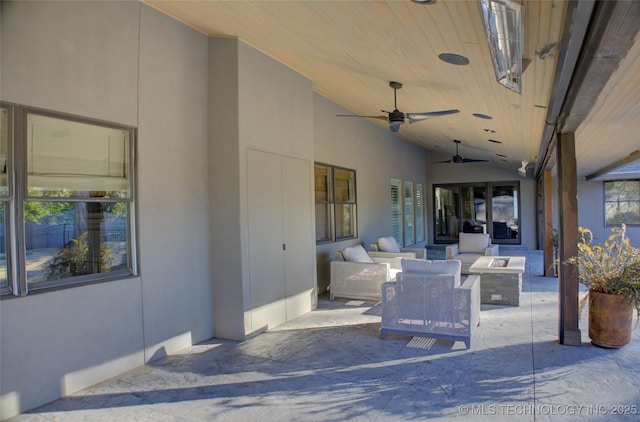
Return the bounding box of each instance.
[488,139,502,144]
[497,153,508,158]
[438,53,470,66]
[411,0,437,4]
[473,113,493,119]
[534,104,547,109]
[484,129,496,133]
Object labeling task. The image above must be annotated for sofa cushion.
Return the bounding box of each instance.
[378,236,401,253]
[341,244,374,263]
[401,258,461,286]
[458,233,490,253]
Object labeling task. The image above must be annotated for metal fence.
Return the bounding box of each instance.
[23,217,127,250]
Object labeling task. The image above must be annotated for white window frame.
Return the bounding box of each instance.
[415,183,425,243]
[403,180,415,246]
[390,178,403,247]
[391,178,425,247]
[604,180,640,226]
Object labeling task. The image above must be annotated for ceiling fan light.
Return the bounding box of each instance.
[479,0,524,94]
[389,120,403,133]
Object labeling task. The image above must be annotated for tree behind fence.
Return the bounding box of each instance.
[24,216,127,250]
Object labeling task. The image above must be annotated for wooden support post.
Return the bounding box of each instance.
[556,133,581,345]
[543,170,555,277]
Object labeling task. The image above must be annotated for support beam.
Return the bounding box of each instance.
[556,132,581,346]
[542,170,555,277]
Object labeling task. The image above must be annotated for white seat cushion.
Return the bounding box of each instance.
[401,258,461,286]
[377,236,401,253]
[341,244,374,263]
[458,233,490,253]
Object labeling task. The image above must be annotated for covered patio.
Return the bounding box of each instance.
[13,250,640,421]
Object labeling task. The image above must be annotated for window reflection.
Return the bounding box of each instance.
[0,203,7,290]
[0,108,8,291]
[26,201,129,284]
[434,182,520,243]
[314,163,357,242]
[462,186,486,234]
[435,186,459,242]
[491,185,519,240]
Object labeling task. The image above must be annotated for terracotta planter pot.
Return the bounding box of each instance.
[588,290,633,348]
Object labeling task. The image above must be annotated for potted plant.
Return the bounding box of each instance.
[565,224,640,348]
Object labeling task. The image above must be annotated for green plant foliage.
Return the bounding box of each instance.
[24,201,74,224]
[42,232,114,279]
[565,224,640,320]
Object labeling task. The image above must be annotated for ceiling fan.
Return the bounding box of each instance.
[336,81,459,133]
[434,139,489,164]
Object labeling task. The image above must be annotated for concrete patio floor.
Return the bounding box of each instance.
[10,249,640,421]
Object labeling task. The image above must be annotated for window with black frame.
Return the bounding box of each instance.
[314,163,357,242]
[0,107,10,295]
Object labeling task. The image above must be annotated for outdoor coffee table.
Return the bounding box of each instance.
[469,256,526,306]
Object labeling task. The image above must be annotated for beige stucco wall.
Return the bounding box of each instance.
[2,1,630,418]
[0,2,213,417]
[209,37,316,340]
[313,94,430,292]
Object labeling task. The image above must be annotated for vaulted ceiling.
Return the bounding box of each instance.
[142,0,640,180]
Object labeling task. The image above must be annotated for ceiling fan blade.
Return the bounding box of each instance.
[461,158,489,163]
[431,159,454,164]
[336,114,388,121]
[406,109,460,123]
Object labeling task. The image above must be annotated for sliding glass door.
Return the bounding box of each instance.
[490,184,519,242]
[461,186,487,234]
[434,182,520,244]
[434,186,459,242]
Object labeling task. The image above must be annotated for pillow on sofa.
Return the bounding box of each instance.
[458,233,490,253]
[341,245,374,263]
[378,236,401,253]
[401,259,461,286]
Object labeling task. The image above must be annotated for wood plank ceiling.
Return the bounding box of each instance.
[142,0,639,179]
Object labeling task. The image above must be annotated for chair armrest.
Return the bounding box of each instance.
[330,260,390,276]
[457,274,481,331]
[370,255,405,270]
[459,274,480,290]
[445,244,459,259]
[330,261,390,300]
[485,244,500,256]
